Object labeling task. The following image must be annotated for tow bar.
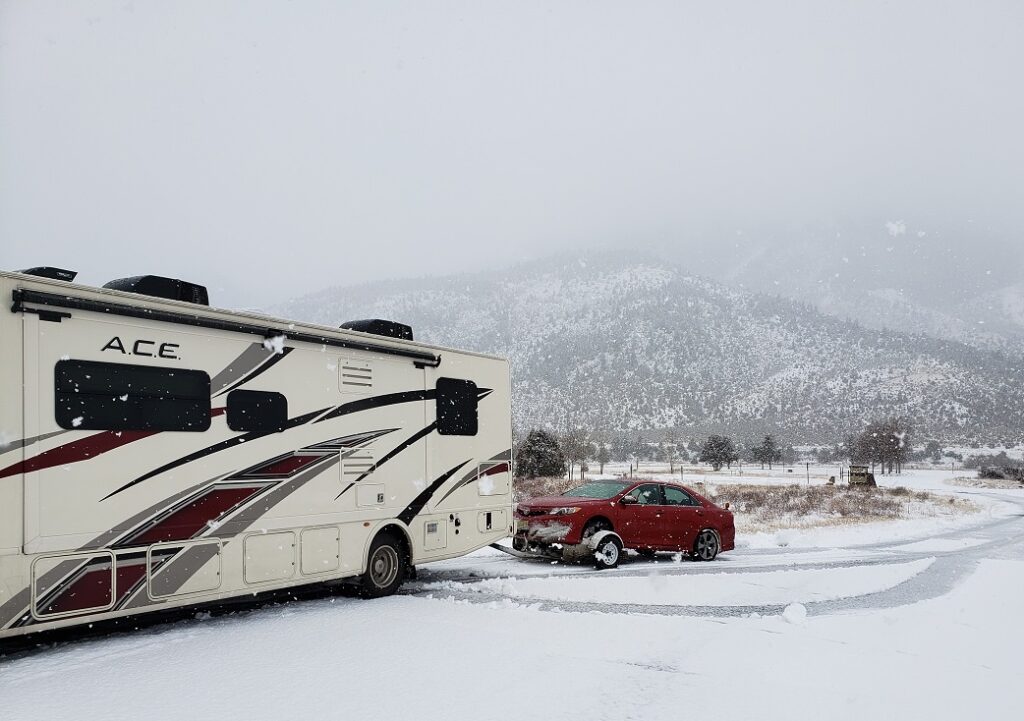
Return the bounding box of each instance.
[488,542,547,560]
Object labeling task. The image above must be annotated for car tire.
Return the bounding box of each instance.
[593,535,623,570]
[359,532,408,598]
[692,529,720,562]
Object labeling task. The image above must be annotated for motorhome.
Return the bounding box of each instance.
[0,268,512,640]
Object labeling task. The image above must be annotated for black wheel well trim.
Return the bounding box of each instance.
[583,516,613,533]
[365,523,415,568]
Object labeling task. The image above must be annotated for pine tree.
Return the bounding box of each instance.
[846,418,912,474]
[699,435,739,471]
[751,435,782,469]
[514,429,568,479]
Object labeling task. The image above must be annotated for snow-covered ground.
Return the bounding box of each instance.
[2,469,1022,721]
[423,558,935,606]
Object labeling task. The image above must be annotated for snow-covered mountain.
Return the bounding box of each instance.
[669,224,1024,353]
[275,254,1024,444]
[955,282,1024,344]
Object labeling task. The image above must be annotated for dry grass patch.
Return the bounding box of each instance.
[691,482,976,533]
[946,475,1024,490]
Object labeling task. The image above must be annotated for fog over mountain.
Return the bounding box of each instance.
[2,1,1022,310]
[666,220,1024,351]
[277,253,1024,444]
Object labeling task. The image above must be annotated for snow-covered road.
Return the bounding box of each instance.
[409,489,1023,618]
[2,479,1022,721]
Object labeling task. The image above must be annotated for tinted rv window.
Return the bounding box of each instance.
[226,390,287,432]
[55,360,211,432]
[436,377,478,436]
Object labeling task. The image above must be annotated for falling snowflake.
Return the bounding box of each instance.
[885,220,907,237]
[263,335,287,354]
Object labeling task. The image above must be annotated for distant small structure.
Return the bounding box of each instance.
[849,465,877,487]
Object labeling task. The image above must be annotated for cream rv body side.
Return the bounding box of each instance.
[0,270,512,640]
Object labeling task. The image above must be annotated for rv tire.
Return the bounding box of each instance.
[359,532,408,598]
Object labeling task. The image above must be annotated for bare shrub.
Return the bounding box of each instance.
[693,483,972,532]
[948,474,1023,490]
[979,466,1024,484]
[513,476,577,502]
[707,484,905,521]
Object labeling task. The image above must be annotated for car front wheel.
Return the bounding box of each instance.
[692,529,720,561]
[593,535,623,569]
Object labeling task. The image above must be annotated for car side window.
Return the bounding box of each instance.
[624,483,663,505]
[664,486,700,507]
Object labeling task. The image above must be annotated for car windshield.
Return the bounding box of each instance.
[561,481,631,499]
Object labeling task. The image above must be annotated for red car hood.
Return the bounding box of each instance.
[518,495,608,511]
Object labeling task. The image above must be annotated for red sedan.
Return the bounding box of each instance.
[513,479,735,568]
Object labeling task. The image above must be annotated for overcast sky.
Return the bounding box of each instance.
[1,1,1021,307]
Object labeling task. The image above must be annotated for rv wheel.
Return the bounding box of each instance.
[359,532,408,598]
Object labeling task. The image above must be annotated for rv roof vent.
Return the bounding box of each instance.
[340,319,413,341]
[19,267,78,282]
[103,275,210,306]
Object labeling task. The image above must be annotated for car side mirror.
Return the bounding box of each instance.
[619,496,638,505]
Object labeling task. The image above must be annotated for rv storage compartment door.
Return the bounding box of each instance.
[422,515,447,551]
[301,526,341,576]
[244,531,297,584]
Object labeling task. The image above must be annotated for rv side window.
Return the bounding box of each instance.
[227,390,288,432]
[436,377,478,436]
[55,360,211,432]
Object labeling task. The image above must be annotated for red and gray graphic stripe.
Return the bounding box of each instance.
[100,406,331,500]
[109,428,395,546]
[120,451,360,608]
[0,408,227,481]
[211,344,294,398]
[434,449,513,506]
[0,429,67,456]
